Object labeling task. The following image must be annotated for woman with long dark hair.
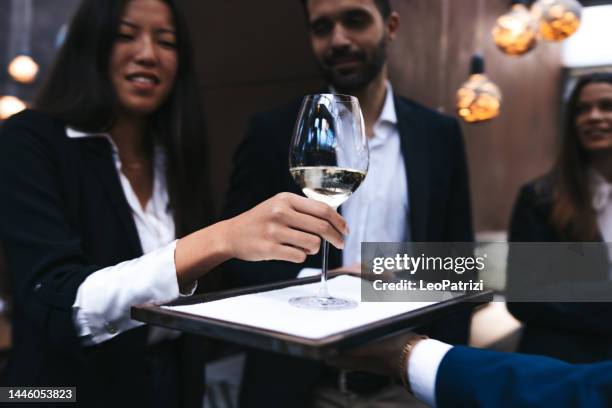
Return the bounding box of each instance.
[507,72,612,363]
[0,0,347,406]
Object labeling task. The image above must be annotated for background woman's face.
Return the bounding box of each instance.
[109,0,178,116]
[575,82,612,154]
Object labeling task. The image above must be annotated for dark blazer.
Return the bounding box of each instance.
[222,95,474,408]
[437,345,612,408]
[0,110,202,407]
[507,177,612,363]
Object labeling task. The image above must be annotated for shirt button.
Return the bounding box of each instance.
[105,323,118,334]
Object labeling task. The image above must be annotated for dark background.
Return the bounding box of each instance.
[1,0,611,377]
[1,0,610,232]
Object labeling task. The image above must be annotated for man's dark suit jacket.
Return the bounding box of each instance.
[507,176,612,364]
[437,345,612,407]
[0,110,203,407]
[223,95,474,407]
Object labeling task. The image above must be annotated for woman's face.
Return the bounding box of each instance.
[109,0,178,116]
[575,82,612,153]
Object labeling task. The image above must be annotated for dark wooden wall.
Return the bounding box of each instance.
[181,0,324,217]
[388,0,563,232]
[183,0,563,233]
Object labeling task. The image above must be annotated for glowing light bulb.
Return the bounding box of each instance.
[532,0,582,41]
[8,55,39,84]
[0,96,27,120]
[492,2,538,56]
[456,56,502,123]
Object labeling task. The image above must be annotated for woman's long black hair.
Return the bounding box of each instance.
[35,0,213,237]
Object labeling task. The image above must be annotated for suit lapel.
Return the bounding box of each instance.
[76,137,143,256]
[395,96,430,242]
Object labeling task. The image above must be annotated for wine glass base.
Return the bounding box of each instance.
[289,296,358,311]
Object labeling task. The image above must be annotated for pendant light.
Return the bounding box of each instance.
[531,0,582,41]
[456,55,502,123]
[492,0,538,56]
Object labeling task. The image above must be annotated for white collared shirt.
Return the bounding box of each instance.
[591,169,612,243]
[340,82,409,265]
[590,169,612,279]
[67,127,188,345]
[299,82,409,277]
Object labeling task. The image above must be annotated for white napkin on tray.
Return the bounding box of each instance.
[163,275,436,340]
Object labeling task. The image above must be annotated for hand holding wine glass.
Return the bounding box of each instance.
[289,93,369,310]
[222,192,348,263]
[175,192,348,287]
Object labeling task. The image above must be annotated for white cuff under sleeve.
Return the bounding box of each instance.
[72,240,180,345]
[297,268,321,278]
[408,339,453,408]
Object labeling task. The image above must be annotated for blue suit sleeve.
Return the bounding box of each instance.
[436,346,612,408]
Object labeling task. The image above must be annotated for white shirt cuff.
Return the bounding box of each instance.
[72,240,179,345]
[297,268,321,278]
[408,339,453,408]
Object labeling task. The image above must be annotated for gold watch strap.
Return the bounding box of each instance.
[398,335,429,393]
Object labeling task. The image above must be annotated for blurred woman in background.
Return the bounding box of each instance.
[507,72,612,363]
[0,0,347,406]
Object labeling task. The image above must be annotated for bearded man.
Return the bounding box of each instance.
[223,1,474,407]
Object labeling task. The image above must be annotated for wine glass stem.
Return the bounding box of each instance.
[318,239,330,298]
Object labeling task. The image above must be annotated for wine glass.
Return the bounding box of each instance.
[288,94,369,310]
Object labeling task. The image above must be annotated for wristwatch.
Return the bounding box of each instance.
[398,335,429,393]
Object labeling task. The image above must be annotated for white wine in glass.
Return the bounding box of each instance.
[289,166,366,209]
[288,94,369,310]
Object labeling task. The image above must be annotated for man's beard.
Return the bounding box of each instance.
[319,38,387,93]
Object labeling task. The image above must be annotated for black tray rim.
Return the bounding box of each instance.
[132,273,493,359]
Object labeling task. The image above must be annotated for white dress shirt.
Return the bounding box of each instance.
[67,127,191,345]
[341,82,409,265]
[591,170,612,242]
[299,82,409,277]
[590,169,612,278]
